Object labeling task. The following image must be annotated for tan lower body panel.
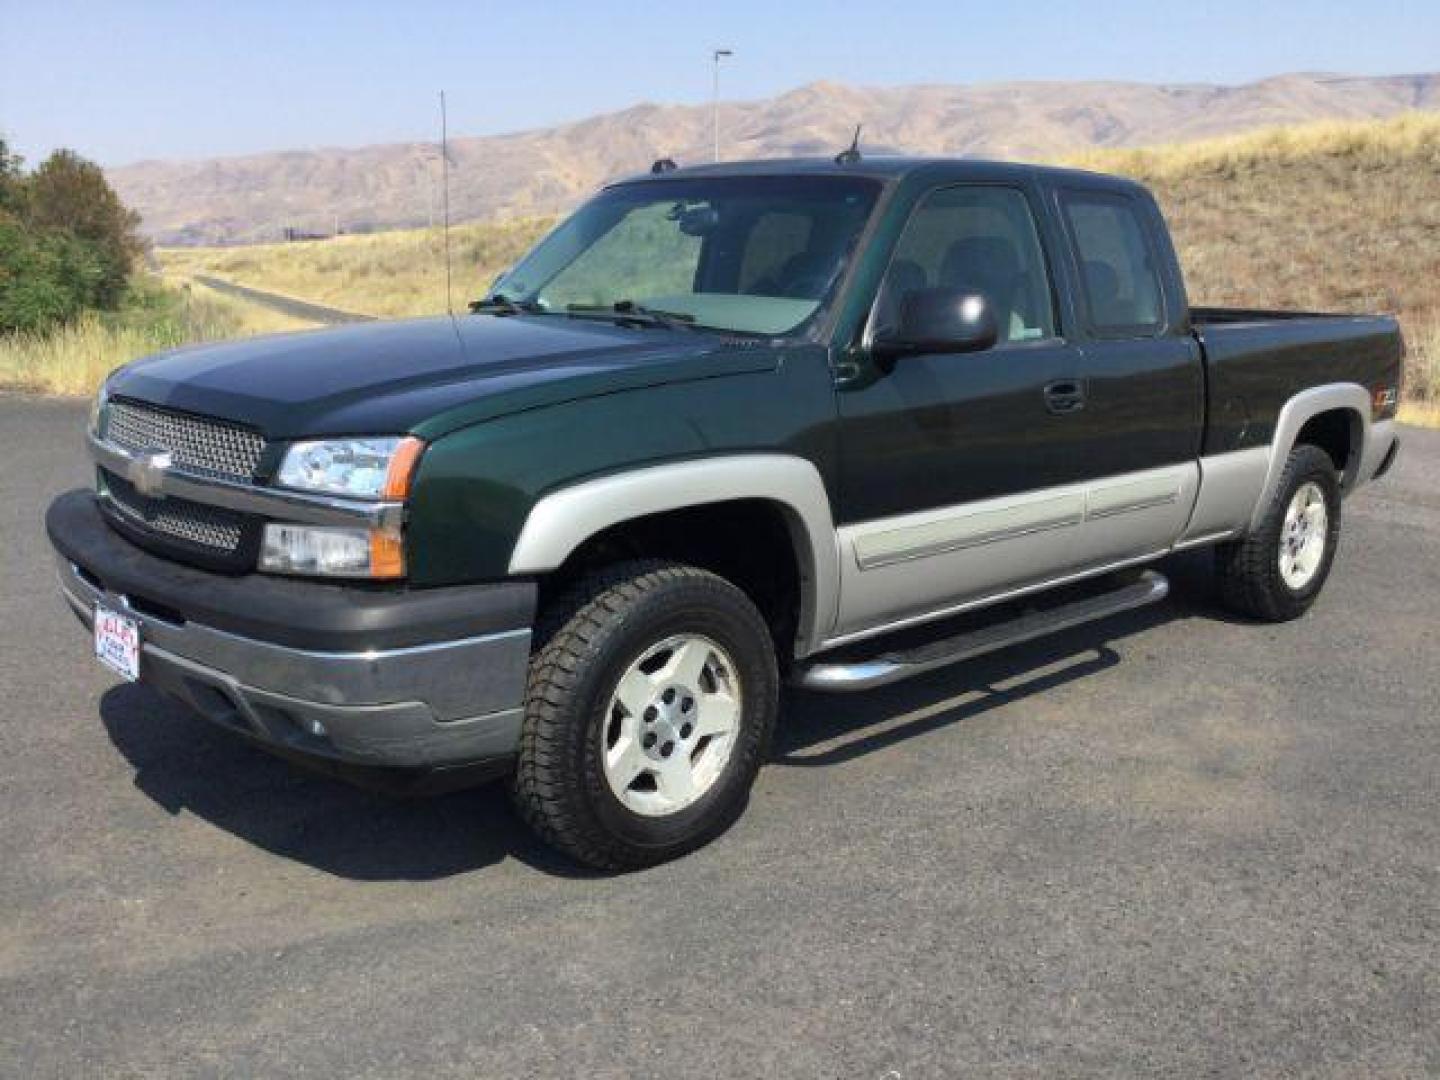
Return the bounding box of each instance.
[832,462,1202,642]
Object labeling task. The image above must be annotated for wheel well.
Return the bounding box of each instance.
[540,499,803,660]
[1295,408,1361,480]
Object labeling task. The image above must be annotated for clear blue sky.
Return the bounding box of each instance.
[2,0,1436,166]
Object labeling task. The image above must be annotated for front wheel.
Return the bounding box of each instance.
[1215,443,1342,622]
[512,560,778,870]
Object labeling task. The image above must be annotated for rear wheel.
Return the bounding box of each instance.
[512,560,778,870]
[1215,443,1342,622]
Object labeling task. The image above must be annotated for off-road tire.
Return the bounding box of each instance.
[1215,443,1342,622]
[512,560,778,871]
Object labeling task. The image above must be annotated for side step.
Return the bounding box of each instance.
[796,570,1169,692]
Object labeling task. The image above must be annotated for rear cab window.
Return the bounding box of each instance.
[1060,190,1165,338]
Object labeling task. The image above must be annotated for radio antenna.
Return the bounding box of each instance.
[835,124,863,166]
[439,90,454,314]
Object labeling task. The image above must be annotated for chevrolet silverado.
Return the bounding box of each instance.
[47,155,1403,869]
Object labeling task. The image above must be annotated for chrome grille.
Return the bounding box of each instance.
[101,471,248,554]
[106,398,265,483]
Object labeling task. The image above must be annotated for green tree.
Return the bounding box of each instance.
[0,217,104,331]
[23,149,144,307]
[0,137,22,213]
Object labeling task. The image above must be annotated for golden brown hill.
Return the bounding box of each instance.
[118,72,1440,245]
[1076,114,1439,406]
[158,113,1440,409]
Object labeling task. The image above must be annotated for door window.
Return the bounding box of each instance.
[873,186,1056,344]
[1061,192,1164,336]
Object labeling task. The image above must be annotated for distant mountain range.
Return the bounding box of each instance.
[109,72,1440,245]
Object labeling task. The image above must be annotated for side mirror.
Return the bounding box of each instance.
[871,288,999,360]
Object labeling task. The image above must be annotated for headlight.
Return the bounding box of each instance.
[260,524,405,579]
[89,382,111,437]
[266,436,424,579]
[276,436,425,500]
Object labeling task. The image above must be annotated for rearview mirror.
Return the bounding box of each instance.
[871,288,999,360]
[670,202,721,237]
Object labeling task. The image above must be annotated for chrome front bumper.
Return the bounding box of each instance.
[57,554,531,772]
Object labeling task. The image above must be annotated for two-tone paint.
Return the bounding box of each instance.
[91,158,1404,666]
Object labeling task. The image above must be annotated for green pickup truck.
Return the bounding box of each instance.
[48,155,1403,869]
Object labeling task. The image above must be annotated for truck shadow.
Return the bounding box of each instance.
[772,549,1232,766]
[97,687,569,881]
[98,551,1232,881]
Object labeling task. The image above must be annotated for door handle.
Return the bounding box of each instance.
[1043,379,1086,415]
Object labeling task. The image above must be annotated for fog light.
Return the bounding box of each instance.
[260,524,404,579]
[303,717,327,738]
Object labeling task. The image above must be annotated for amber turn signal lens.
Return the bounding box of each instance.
[381,436,426,500]
[368,530,406,579]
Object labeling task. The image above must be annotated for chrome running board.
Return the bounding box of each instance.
[796,570,1169,692]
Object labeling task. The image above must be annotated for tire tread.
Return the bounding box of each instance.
[1215,443,1340,622]
[512,560,772,870]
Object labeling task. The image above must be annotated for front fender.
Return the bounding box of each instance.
[403,349,840,622]
[510,455,839,655]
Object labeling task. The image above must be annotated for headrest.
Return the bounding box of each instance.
[885,258,928,295]
[940,237,1021,291]
[1083,259,1121,307]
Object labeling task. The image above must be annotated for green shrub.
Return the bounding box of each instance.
[0,216,107,330]
[0,137,144,333]
[23,149,144,308]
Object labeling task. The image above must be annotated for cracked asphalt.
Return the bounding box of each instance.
[2,394,1436,1077]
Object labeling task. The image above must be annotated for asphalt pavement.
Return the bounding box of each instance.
[193,275,375,324]
[2,394,1436,1076]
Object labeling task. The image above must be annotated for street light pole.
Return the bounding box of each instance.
[711,48,732,162]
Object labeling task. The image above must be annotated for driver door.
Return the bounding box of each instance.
[832,183,1096,639]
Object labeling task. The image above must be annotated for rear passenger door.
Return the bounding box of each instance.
[1055,187,1204,559]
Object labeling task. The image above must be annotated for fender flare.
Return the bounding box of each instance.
[508,455,840,657]
[1250,383,1370,531]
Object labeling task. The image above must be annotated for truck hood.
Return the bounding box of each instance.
[108,313,777,439]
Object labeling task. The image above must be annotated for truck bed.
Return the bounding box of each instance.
[1192,310,1403,456]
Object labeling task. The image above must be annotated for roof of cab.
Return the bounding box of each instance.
[610,155,1143,193]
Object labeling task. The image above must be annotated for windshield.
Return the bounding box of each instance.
[489,174,883,337]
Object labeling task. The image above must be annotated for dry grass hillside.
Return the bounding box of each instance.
[160,217,551,320]
[0,278,318,395]
[115,72,1440,244]
[157,112,1440,412]
[1075,113,1440,412]
[1073,113,1440,321]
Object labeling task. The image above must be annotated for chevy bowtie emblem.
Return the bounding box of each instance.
[129,449,173,498]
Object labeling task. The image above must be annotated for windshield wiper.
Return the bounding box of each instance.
[470,293,546,316]
[565,300,696,330]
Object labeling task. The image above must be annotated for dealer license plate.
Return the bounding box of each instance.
[94,604,140,681]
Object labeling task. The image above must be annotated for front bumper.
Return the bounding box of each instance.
[48,490,535,776]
